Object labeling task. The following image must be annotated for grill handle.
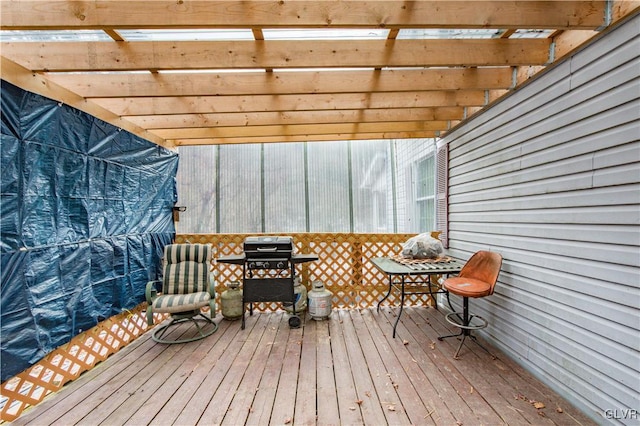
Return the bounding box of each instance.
[256,247,278,252]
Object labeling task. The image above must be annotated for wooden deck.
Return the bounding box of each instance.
[13,307,595,426]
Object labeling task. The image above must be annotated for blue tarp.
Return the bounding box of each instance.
[1,81,179,381]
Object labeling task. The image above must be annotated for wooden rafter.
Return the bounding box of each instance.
[45,68,514,97]
[0,56,174,149]
[1,0,635,146]
[0,1,607,30]
[126,107,465,129]
[152,120,451,139]
[2,39,551,71]
[172,131,442,146]
[90,91,487,116]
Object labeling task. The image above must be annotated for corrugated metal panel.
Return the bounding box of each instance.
[175,145,216,233]
[218,144,262,232]
[440,15,640,423]
[263,143,306,232]
[306,141,350,232]
[176,139,406,233]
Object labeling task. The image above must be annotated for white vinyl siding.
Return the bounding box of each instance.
[439,15,639,425]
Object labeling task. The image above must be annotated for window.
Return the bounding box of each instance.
[410,155,436,232]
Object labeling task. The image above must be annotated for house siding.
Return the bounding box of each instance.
[440,14,639,425]
[393,138,437,233]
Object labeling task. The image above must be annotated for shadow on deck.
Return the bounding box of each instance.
[13,307,595,425]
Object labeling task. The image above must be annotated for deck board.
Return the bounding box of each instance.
[14,307,596,426]
[244,313,288,426]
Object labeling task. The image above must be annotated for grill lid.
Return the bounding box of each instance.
[244,236,294,259]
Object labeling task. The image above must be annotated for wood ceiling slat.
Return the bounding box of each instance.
[0,56,174,149]
[0,1,607,30]
[2,1,633,146]
[172,131,441,145]
[45,68,514,98]
[1,39,551,71]
[91,91,487,115]
[151,120,451,139]
[125,107,465,129]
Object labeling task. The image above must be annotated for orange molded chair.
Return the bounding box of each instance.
[438,251,503,358]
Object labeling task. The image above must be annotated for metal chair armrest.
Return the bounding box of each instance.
[146,280,160,303]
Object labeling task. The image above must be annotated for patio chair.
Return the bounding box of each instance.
[145,243,218,344]
[438,250,502,358]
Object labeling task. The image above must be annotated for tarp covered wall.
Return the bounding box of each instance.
[0,80,179,382]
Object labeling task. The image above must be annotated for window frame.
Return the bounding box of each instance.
[408,154,436,233]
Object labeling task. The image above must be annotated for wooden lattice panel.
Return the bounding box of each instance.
[176,233,440,311]
[2,232,443,422]
[0,303,165,422]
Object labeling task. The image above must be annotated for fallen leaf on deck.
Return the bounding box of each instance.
[533,402,546,409]
[365,391,371,397]
[349,406,356,411]
[403,340,409,345]
[284,417,292,424]
[556,407,564,413]
[356,399,363,405]
[387,405,396,411]
[430,342,436,350]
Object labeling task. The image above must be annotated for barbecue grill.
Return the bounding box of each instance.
[216,236,318,329]
[244,236,294,270]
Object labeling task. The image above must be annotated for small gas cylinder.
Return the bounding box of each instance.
[220,281,243,320]
[284,276,307,314]
[308,280,332,320]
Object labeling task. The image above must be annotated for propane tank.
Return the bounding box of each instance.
[284,276,307,314]
[220,281,243,320]
[308,280,332,320]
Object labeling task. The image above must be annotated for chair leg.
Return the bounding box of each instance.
[152,310,218,344]
[437,328,464,340]
[453,333,467,359]
[439,297,491,359]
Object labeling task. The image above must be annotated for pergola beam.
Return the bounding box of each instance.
[92,91,487,115]
[172,131,442,145]
[0,1,607,30]
[152,120,451,139]
[0,56,174,149]
[2,0,632,146]
[125,107,465,129]
[46,68,514,98]
[2,39,551,71]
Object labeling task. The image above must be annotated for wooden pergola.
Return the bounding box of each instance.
[2,1,638,150]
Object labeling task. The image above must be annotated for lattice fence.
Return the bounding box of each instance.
[0,304,165,423]
[2,232,441,422]
[177,232,439,311]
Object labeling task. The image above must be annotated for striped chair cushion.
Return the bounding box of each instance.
[164,243,210,264]
[162,244,212,295]
[152,292,211,314]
